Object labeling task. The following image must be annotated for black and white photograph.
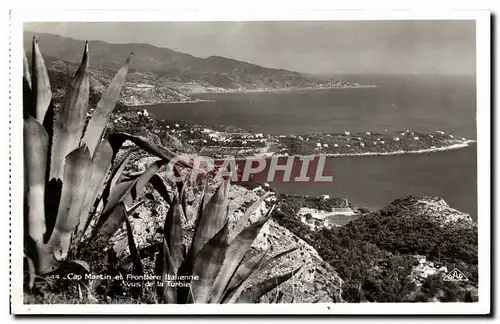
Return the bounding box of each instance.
[9,8,491,315]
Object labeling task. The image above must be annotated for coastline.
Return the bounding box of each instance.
[189,84,377,94]
[127,98,215,107]
[125,85,376,106]
[254,140,476,159]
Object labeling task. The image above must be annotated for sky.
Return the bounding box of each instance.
[25,21,476,75]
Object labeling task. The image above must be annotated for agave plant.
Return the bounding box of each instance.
[23,37,186,280]
[123,178,301,303]
[24,36,300,304]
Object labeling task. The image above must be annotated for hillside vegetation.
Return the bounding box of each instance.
[273,194,478,302]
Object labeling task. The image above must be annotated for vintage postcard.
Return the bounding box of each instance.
[9,8,491,315]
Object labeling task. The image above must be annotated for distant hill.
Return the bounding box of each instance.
[24,31,337,93]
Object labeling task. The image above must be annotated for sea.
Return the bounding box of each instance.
[142,74,477,220]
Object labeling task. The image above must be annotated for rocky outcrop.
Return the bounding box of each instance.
[383,196,475,228]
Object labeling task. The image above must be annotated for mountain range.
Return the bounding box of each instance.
[24,31,343,104]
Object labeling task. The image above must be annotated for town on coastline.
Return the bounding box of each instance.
[112,106,474,159]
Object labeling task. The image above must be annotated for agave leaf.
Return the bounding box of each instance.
[261,245,299,269]
[221,250,267,301]
[199,175,210,209]
[23,50,32,89]
[101,160,165,218]
[124,216,143,276]
[101,180,134,216]
[210,212,271,303]
[97,202,128,243]
[101,150,134,207]
[164,193,184,272]
[188,223,229,303]
[229,192,270,242]
[23,50,35,116]
[49,42,89,181]
[25,254,36,289]
[43,178,62,243]
[24,116,48,243]
[96,160,165,240]
[149,174,172,205]
[236,266,302,303]
[127,200,145,214]
[161,238,178,303]
[82,53,132,157]
[48,145,92,260]
[74,140,113,243]
[190,179,230,261]
[130,161,164,202]
[31,37,52,123]
[220,246,300,302]
[108,132,192,168]
[172,166,187,217]
[34,241,60,275]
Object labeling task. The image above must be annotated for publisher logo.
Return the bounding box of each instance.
[442,268,469,282]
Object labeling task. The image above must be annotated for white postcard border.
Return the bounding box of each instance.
[9,8,491,315]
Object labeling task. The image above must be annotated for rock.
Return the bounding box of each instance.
[386,196,475,228]
[162,133,186,152]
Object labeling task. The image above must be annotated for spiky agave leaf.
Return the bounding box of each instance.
[189,179,230,261]
[82,53,133,157]
[100,149,134,207]
[108,132,192,169]
[235,266,302,303]
[221,250,267,301]
[164,193,184,272]
[161,239,178,303]
[23,50,35,116]
[95,160,166,242]
[31,241,59,275]
[193,175,210,222]
[74,140,113,243]
[96,202,128,245]
[127,200,145,215]
[210,209,272,303]
[172,165,188,218]
[49,42,89,181]
[229,192,271,242]
[24,253,36,289]
[24,116,48,243]
[48,145,92,260]
[101,159,165,218]
[23,50,32,89]
[188,223,229,303]
[124,214,143,299]
[31,37,52,123]
[261,246,299,268]
[221,246,299,303]
[149,174,172,205]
